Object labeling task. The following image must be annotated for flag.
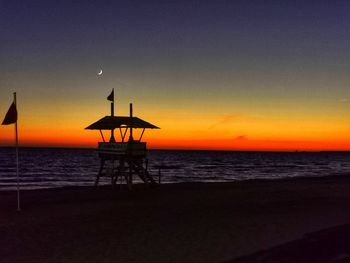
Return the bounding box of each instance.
[107,89,114,102]
[2,102,17,125]
[2,93,21,211]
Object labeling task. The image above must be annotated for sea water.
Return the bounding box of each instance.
[0,147,349,190]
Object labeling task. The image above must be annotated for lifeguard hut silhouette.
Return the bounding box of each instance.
[85,89,159,189]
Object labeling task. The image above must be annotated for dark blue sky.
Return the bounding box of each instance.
[3,0,350,73]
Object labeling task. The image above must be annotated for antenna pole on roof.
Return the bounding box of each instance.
[110,98,115,142]
[129,103,133,141]
[111,102,114,117]
[108,89,115,142]
[107,88,115,116]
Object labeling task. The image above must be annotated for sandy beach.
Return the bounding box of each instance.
[1,175,350,263]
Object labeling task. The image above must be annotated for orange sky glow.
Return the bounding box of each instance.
[1,99,349,151]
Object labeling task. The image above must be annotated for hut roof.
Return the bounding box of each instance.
[85,116,160,130]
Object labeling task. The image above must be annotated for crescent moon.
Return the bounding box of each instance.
[98,69,103,76]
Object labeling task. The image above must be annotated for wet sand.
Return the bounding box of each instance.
[1,175,350,263]
[230,222,350,263]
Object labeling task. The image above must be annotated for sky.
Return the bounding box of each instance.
[1,0,349,151]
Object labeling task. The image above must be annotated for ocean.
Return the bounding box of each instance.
[0,147,350,190]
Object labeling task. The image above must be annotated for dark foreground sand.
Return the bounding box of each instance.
[1,175,350,263]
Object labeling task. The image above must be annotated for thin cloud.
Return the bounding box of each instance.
[233,135,247,141]
[208,114,246,130]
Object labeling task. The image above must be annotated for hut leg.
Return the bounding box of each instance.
[137,167,148,185]
[158,168,161,184]
[113,160,123,187]
[125,160,133,190]
[119,158,132,190]
[112,167,119,187]
[129,162,133,185]
[95,159,105,187]
[145,170,157,186]
[142,159,157,185]
[111,160,115,186]
[119,171,124,189]
[124,172,132,190]
[134,161,149,185]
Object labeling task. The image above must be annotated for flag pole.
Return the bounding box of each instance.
[14,92,20,212]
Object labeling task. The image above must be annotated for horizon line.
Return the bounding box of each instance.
[0,145,349,153]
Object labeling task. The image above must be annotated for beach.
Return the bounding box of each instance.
[1,175,350,263]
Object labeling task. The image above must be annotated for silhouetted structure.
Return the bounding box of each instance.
[85,92,159,189]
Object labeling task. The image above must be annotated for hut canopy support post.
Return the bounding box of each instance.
[119,128,123,142]
[110,129,115,142]
[139,128,145,141]
[95,158,105,187]
[99,130,105,142]
[122,128,128,142]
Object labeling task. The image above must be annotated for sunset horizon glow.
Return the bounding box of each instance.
[1,113,349,151]
[1,1,349,151]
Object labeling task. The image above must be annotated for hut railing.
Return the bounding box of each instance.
[98,142,147,156]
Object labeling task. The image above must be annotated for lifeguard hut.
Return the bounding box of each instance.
[85,89,159,189]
